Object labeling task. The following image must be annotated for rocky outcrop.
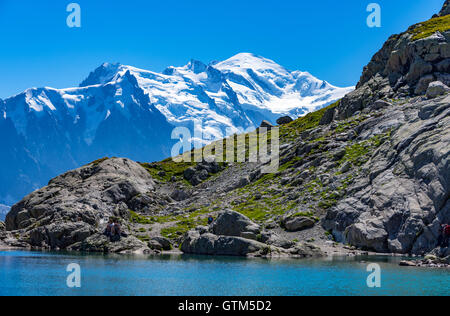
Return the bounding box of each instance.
[183,160,223,186]
[400,255,450,268]
[69,233,151,254]
[323,94,450,255]
[276,116,294,125]
[180,211,323,257]
[336,10,450,119]
[180,229,322,258]
[439,0,450,16]
[426,81,450,98]
[0,222,5,231]
[320,3,450,256]
[282,215,316,232]
[4,158,155,252]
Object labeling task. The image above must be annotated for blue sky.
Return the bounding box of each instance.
[0,0,444,98]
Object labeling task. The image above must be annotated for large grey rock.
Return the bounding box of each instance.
[170,189,190,201]
[70,233,151,254]
[29,222,96,249]
[149,236,172,251]
[426,81,450,98]
[319,106,336,125]
[282,216,316,232]
[211,210,261,237]
[183,167,196,181]
[345,219,388,252]
[180,231,275,257]
[288,243,324,258]
[260,231,295,249]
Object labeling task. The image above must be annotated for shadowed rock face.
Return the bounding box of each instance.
[439,0,450,16]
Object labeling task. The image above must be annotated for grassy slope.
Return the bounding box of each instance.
[409,14,450,40]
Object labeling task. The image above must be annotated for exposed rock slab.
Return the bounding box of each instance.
[4,158,155,252]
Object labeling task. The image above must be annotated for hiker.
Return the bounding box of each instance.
[208,215,214,225]
[104,219,114,238]
[110,220,123,242]
[104,218,126,242]
[443,224,450,248]
[438,224,450,248]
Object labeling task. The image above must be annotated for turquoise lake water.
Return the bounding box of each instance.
[0,250,448,296]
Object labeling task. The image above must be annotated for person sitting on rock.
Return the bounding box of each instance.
[438,224,450,248]
[208,215,214,225]
[110,220,123,242]
[104,219,114,238]
[104,217,128,242]
[443,224,450,248]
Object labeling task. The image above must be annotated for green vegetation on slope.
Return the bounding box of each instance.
[140,159,195,183]
[280,100,340,142]
[409,15,450,40]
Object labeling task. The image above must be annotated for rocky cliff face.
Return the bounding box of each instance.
[335,8,450,120]
[323,94,449,255]
[319,2,450,256]
[439,0,450,16]
[1,3,449,258]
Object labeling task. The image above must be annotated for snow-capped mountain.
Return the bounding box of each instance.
[0,53,353,204]
[79,53,353,141]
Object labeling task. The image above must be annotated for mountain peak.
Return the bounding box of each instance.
[79,62,123,87]
[186,59,207,74]
[215,53,288,73]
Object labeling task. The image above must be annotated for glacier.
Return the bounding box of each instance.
[0,53,353,204]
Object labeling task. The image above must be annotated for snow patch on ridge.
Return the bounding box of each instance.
[3,53,354,145]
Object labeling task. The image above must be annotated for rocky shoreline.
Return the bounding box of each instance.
[1,209,448,269]
[1,1,450,268]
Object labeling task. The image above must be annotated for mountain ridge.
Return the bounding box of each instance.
[0,53,352,204]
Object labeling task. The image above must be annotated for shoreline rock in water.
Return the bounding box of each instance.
[400,255,450,268]
[181,210,323,258]
[1,2,449,261]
